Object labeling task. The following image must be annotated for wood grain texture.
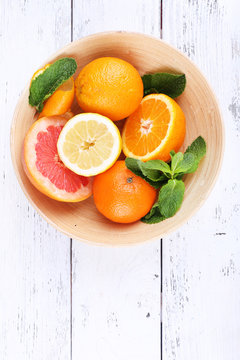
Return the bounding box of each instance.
[72,1,161,358]
[162,1,240,359]
[0,1,71,359]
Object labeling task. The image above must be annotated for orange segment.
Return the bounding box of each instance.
[39,77,75,118]
[122,94,186,162]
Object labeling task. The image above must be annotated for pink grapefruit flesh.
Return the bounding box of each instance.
[23,116,93,202]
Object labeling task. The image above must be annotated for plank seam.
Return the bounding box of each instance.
[70,238,73,360]
[71,0,73,42]
[160,3,163,358]
[160,1,163,357]
[160,0,163,39]
[70,2,73,359]
[160,238,163,360]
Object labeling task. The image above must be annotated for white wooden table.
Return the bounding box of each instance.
[1,0,240,359]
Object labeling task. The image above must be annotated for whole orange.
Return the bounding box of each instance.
[93,161,157,223]
[75,57,143,121]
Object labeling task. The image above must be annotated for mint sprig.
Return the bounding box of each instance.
[125,136,206,224]
[29,57,77,112]
[142,73,186,98]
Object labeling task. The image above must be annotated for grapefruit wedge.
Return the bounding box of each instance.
[22,116,93,202]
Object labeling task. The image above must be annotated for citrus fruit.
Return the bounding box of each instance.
[38,77,75,118]
[57,113,122,177]
[93,161,157,223]
[31,64,75,118]
[122,93,186,162]
[75,57,143,121]
[23,116,93,202]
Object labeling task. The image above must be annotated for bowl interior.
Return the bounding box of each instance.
[11,32,224,245]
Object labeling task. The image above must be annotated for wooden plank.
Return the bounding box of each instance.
[162,1,240,359]
[72,0,161,37]
[71,1,161,359]
[72,244,161,359]
[0,1,71,359]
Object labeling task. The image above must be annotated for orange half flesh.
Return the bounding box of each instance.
[122,93,186,162]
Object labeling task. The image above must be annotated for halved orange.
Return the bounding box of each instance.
[122,94,186,162]
[31,65,75,118]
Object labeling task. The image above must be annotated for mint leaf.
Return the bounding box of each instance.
[170,150,176,158]
[171,152,184,173]
[142,73,186,98]
[141,160,171,174]
[174,152,196,174]
[125,158,143,177]
[159,179,185,218]
[142,179,185,224]
[144,88,158,96]
[184,136,207,173]
[29,57,77,112]
[175,173,185,180]
[140,160,171,180]
[139,164,161,181]
[125,158,163,189]
[170,152,196,178]
[141,203,166,224]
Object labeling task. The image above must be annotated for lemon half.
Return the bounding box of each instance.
[57,113,122,176]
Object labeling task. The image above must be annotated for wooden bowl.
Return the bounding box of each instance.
[11,32,224,246]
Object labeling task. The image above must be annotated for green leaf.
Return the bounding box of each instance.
[29,57,77,112]
[144,88,158,96]
[125,158,143,177]
[125,158,163,189]
[171,152,183,173]
[174,152,196,174]
[175,173,185,180]
[140,160,171,181]
[184,136,207,173]
[158,179,185,218]
[139,163,160,181]
[170,150,176,159]
[142,73,186,98]
[141,160,171,174]
[141,203,166,224]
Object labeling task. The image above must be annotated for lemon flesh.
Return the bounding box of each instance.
[57,113,122,176]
